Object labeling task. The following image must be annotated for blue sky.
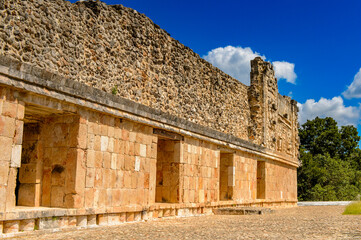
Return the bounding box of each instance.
[71,0,361,131]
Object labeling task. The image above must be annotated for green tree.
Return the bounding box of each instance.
[298,117,361,201]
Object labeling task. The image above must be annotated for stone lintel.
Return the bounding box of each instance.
[153,128,184,141]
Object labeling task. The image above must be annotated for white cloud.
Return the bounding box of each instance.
[342,68,361,99]
[273,61,297,84]
[203,45,296,85]
[297,96,361,126]
[203,46,263,85]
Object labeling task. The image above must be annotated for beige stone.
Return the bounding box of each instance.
[77,216,87,227]
[126,212,134,222]
[97,214,108,226]
[85,168,95,188]
[100,136,109,152]
[0,136,12,161]
[2,101,17,118]
[19,219,35,232]
[3,220,19,234]
[87,215,97,226]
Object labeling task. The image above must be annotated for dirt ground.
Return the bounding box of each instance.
[9,206,361,240]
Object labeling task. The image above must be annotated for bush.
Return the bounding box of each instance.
[343,201,361,215]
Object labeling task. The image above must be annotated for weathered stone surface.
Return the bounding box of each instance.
[213,207,274,215]
[0,0,298,159]
[0,1,301,237]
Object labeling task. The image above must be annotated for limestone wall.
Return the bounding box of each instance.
[84,114,156,208]
[181,138,219,203]
[0,86,24,212]
[0,0,250,139]
[0,56,299,236]
[0,0,299,159]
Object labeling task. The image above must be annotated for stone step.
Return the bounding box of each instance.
[213,207,274,215]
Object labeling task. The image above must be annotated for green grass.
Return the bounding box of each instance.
[111,85,118,95]
[343,201,361,215]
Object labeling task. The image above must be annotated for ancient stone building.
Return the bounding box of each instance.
[0,0,299,236]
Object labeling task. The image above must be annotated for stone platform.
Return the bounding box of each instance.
[213,207,274,215]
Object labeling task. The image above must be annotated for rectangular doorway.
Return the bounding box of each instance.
[155,139,181,203]
[16,123,42,206]
[257,161,266,199]
[219,153,234,201]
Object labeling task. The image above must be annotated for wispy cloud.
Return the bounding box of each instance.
[203,45,296,85]
[297,96,361,126]
[342,68,361,99]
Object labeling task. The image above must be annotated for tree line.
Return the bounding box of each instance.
[298,117,361,201]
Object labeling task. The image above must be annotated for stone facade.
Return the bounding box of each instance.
[0,0,298,153]
[0,0,299,237]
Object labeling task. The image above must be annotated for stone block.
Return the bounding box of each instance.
[2,101,17,118]
[112,189,121,206]
[140,144,147,157]
[119,212,126,223]
[0,136,12,161]
[97,214,108,226]
[170,209,176,216]
[3,220,19,234]
[152,210,158,218]
[38,217,59,230]
[134,143,140,156]
[6,168,17,210]
[58,217,68,229]
[86,168,95,188]
[108,214,121,225]
[134,156,140,172]
[100,136,109,152]
[19,219,35,232]
[10,145,22,168]
[87,215,97,226]
[134,212,141,222]
[0,116,15,138]
[51,186,65,207]
[108,138,114,152]
[131,173,137,189]
[18,163,37,183]
[13,120,23,145]
[126,212,134,222]
[78,124,87,149]
[127,132,135,143]
[77,216,87,227]
[94,168,103,188]
[100,124,108,136]
[18,183,40,206]
[0,162,9,185]
[94,135,101,151]
[103,152,111,168]
[87,150,95,168]
[16,102,25,120]
[68,216,77,228]
[94,151,102,168]
[84,188,94,208]
[163,209,170,217]
[111,153,117,169]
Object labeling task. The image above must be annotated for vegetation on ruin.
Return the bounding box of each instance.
[343,201,361,215]
[298,117,361,201]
